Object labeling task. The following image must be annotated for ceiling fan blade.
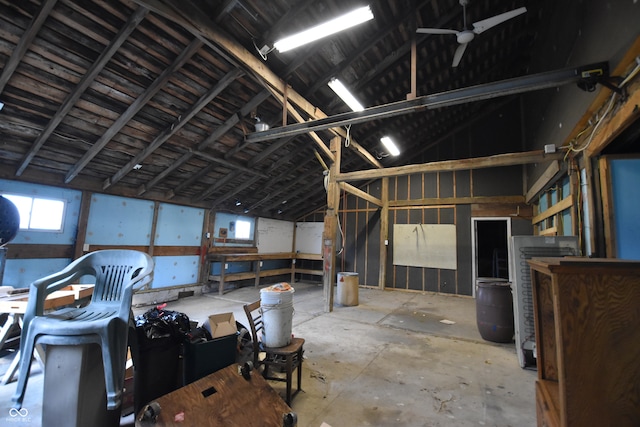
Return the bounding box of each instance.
[472,7,527,35]
[416,28,459,35]
[452,43,468,67]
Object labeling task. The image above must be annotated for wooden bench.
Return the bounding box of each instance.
[206,252,323,295]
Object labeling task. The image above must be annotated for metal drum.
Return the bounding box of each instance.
[476,278,515,343]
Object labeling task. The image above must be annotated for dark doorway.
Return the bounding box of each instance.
[476,220,508,279]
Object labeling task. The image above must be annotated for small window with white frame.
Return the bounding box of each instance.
[2,194,65,232]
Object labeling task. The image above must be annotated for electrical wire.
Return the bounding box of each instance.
[565,56,640,155]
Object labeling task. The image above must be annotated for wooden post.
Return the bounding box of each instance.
[378,177,389,289]
[322,136,341,312]
[73,191,92,259]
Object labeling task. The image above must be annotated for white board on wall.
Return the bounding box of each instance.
[256,218,294,253]
[393,224,457,270]
[294,222,323,254]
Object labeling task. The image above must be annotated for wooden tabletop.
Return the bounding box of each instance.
[0,284,94,314]
[135,364,294,427]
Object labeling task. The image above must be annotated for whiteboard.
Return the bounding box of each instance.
[256,218,294,253]
[393,224,457,270]
[294,222,323,254]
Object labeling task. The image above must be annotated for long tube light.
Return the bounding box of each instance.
[273,5,373,53]
[328,78,365,112]
[381,136,400,156]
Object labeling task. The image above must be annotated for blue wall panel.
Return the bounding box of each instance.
[155,204,204,245]
[1,180,82,287]
[0,179,82,245]
[3,258,72,288]
[85,194,154,245]
[152,255,201,288]
[611,159,640,260]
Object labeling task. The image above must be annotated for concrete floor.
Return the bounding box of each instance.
[0,281,537,426]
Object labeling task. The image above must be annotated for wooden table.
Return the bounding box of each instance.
[135,364,295,427]
[0,284,94,384]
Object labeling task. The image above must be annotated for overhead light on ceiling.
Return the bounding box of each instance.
[235,200,242,206]
[380,136,400,156]
[328,78,365,112]
[273,5,374,53]
[133,163,142,170]
[0,101,4,111]
[255,117,269,132]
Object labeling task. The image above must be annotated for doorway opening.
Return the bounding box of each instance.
[471,218,511,297]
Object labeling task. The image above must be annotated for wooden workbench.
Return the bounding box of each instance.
[135,363,294,427]
[206,251,323,294]
[0,284,95,384]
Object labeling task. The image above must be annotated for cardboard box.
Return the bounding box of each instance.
[207,312,237,338]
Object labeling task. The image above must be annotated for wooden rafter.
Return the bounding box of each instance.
[16,5,149,177]
[65,38,203,183]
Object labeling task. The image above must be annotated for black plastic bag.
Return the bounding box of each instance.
[135,303,191,341]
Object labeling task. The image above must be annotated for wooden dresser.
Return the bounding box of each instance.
[529,257,640,427]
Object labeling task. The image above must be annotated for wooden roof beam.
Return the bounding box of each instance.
[65,37,203,183]
[0,0,58,93]
[337,150,564,182]
[16,3,149,176]
[132,0,382,169]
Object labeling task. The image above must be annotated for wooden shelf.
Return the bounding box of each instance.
[530,257,640,427]
[204,252,324,295]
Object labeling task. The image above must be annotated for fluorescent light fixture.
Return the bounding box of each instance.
[328,78,365,112]
[273,5,373,53]
[0,101,4,111]
[381,136,400,156]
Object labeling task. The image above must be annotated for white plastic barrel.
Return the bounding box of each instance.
[337,272,359,306]
[260,283,295,347]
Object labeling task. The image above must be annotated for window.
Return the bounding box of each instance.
[235,219,251,239]
[2,194,65,231]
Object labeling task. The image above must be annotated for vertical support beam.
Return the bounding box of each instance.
[378,177,389,289]
[322,136,341,312]
[149,202,159,257]
[290,224,297,283]
[198,209,212,285]
[583,158,597,256]
[408,36,417,100]
[74,191,92,259]
[598,157,615,257]
[282,83,288,126]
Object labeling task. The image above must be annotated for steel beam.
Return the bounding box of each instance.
[245,62,609,143]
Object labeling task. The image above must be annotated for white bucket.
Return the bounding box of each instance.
[260,283,295,347]
[337,272,359,306]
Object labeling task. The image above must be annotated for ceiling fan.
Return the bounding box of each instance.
[416,0,527,67]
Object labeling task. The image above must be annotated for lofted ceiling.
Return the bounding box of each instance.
[0,0,558,220]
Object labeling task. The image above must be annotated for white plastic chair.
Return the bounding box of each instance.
[12,250,154,410]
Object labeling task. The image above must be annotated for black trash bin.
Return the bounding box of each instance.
[130,306,190,414]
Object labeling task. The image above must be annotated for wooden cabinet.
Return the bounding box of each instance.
[529,258,640,427]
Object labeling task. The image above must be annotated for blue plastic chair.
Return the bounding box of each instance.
[12,250,154,410]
